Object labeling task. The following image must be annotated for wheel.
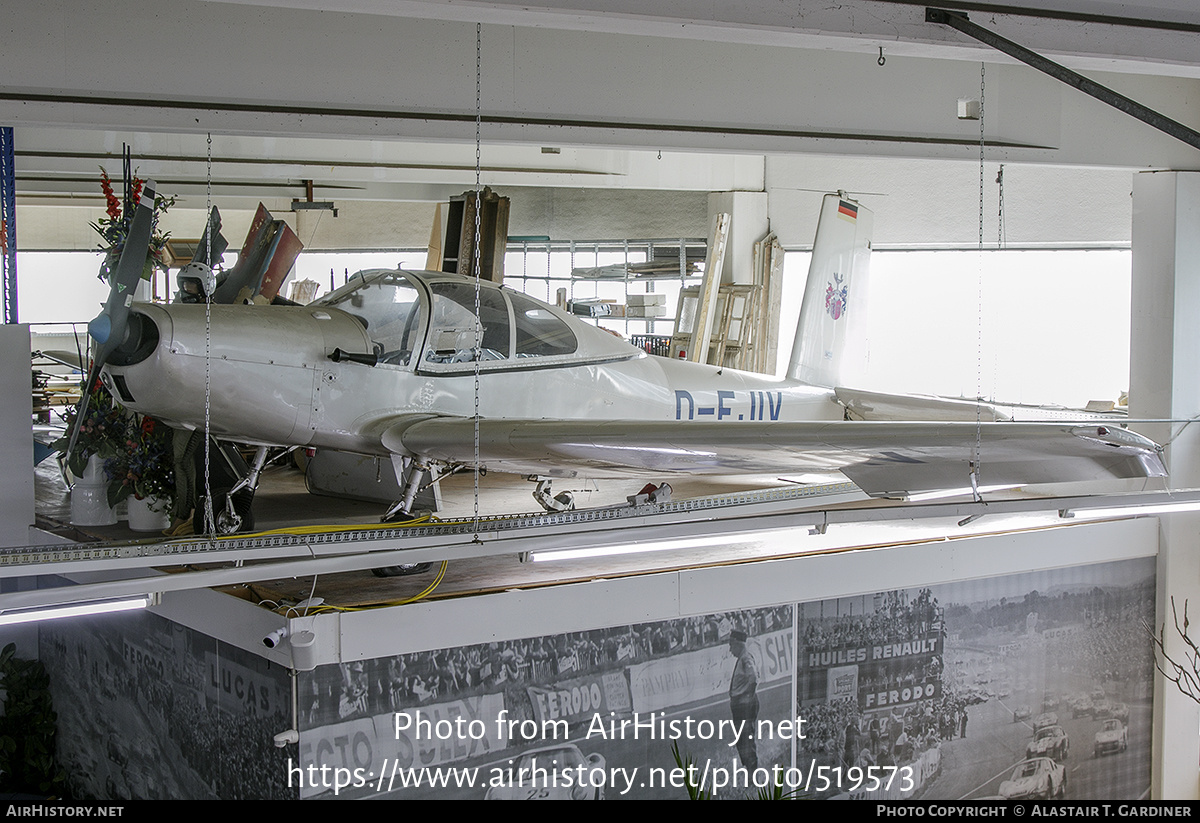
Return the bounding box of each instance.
[193,487,255,535]
[382,508,420,523]
[190,437,256,535]
[372,563,433,577]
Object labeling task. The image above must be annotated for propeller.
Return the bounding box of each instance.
[65,179,158,459]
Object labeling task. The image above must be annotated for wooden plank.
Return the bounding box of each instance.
[750,232,774,373]
[687,212,730,364]
[425,203,443,271]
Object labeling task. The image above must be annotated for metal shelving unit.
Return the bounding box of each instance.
[504,237,707,356]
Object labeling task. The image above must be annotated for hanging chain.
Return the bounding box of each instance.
[521,239,529,295]
[996,164,1006,249]
[972,63,986,501]
[203,132,215,536]
[473,22,482,537]
[623,239,631,336]
[978,64,986,254]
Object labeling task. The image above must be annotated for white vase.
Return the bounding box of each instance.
[127,495,171,532]
[70,454,117,526]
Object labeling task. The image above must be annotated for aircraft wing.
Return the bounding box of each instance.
[835,387,1127,424]
[382,418,1166,498]
[836,387,1013,422]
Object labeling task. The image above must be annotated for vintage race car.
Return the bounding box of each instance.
[1069,695,1094,718]
[484,743,607,800]
[1026,725,1070,761]
[1094,719,1128,757]
[1032,712,1059,731]
[1000,757,1067,800]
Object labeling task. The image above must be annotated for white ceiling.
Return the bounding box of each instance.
[3,0,1199,246]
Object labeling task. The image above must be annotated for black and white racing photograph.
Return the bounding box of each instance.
[300,605,794,799]
[795,557,1156,801]
[40,611,293,800]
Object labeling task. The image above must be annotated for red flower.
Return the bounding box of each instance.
[100,170,121,220]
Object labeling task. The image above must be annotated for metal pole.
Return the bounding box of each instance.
[926,8,1200,152]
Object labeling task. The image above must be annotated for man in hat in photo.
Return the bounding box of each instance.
[728,629,759,771]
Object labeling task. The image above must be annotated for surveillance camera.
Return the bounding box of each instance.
[263,628,288,649]
[274,729,299,748]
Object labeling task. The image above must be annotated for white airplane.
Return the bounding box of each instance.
[85,186,1166,535]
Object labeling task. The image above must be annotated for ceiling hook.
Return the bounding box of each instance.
[878,46,886,66]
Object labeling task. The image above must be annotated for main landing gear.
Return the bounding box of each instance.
[373,455,445,577]
[194,440,271,537]
[532,478,575,513]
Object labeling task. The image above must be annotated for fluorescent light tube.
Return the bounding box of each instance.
[528,530,788,562]
[0,594,157,627]
[1068,500,1200,519]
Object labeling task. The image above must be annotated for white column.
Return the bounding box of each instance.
[1131,170,1200,800]
[0,324,33,547]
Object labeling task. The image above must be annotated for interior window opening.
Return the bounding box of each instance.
[509,291,577,358]
[424,282,512,364]
[324,272,422,366]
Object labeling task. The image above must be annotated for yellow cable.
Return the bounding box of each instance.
[296,560,448,614]
[209,517,453,610]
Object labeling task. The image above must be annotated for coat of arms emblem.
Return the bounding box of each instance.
[825,271,848,320]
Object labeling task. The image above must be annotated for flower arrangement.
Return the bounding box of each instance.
[90,166,176,284]
[102,414,176,510]
[53,381,177,512]
[52,380,128,478]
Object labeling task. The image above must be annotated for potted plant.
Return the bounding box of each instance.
[52,380,130,526]
[104,415,178,531]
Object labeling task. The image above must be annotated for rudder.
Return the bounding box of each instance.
[787,192,873,387]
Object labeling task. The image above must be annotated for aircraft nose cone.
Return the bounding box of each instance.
[108,310,162,368]
[88,312,112,345]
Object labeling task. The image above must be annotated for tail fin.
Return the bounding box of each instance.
[787,192,873,387]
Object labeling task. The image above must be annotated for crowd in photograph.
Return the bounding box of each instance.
[1049,600,1154,687]
[306,605,793,726]
[801,589,943,653]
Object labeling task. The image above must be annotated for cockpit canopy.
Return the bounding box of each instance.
[317,269,579,371]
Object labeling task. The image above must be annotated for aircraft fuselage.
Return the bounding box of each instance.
[103,271,841,460]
